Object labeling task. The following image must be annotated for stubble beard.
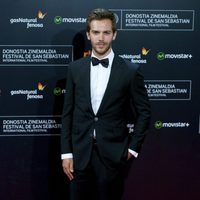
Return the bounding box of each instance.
[92,43,112,58]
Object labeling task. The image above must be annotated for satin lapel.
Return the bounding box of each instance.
[83,57,95,115]
[97,56,123,115]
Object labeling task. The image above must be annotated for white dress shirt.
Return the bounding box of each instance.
[90,52,113,115]
[61,49,138,159]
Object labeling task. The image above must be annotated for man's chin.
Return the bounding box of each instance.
[94,47,110,56]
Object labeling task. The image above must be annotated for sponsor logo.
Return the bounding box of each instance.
[53,87,66,96]
[54,16,86,24]
[119,47,150,64]
[157,52,192,61]
[154,121,190,129]
[38,10,47,19]
[54,16,62,24]
[127,123,134,133]
[141,47,150,56]
[9,10,47,29]
[38,82,46,91]
[154,121,163,129]
[10,82,46,100]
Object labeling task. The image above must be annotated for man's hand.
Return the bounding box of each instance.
[62,158,74,181]
[127,152,133,160]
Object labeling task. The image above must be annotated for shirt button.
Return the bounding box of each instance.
[94,117,98,121]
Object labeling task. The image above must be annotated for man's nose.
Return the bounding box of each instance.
[99,33,104,40]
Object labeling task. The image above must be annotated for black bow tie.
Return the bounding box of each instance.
[91,57,109,68]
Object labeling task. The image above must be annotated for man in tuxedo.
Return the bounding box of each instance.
[61,8,151,200]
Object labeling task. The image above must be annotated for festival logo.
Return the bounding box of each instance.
[145,80,191,100]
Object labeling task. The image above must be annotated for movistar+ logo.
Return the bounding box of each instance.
[157,52,165,61]
[154,121,190,129]
[157,52,192,61]
[155,121,163,129]
[54,16,62,24]
[54,87,66,96]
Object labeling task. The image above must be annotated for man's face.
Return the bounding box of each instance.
[86,19,117,58]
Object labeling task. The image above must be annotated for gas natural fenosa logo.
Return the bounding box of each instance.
[38,82,46,91]
[10,82,46,100]
[119,47,150,64]
[141,47,150,56]
[38,10,47,19]
[10,10,47,29]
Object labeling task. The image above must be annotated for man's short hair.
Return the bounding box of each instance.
[86,8,117,33]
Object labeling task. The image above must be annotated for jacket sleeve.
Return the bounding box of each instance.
[129,66,151,152]
[60,65,74,154]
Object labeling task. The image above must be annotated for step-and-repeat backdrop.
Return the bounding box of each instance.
[0,0,199,199]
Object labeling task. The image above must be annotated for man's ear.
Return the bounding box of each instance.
[113,31,117,41]
[86,32,90,40]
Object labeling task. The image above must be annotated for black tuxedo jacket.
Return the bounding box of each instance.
[61,55,151,170]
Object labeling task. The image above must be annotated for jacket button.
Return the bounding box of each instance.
[94,117,98,121]
[90,133,93,137]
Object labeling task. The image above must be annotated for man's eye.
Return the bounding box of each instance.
[93,31,99,34]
